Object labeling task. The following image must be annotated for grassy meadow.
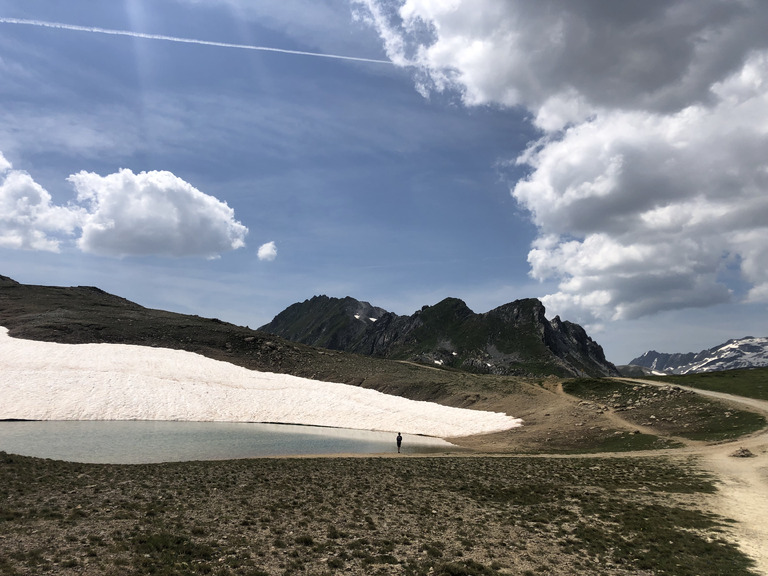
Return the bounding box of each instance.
[642,367,768,401]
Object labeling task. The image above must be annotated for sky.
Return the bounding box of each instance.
[1,0,767,364]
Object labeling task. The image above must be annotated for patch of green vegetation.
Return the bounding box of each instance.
[644,367,768,401]
[432,559,500,575]
[565,503,754,575]
[564,378,766,442]
[131,532,215,571]
[368,297,576,377]
[572,431,683,453]
[294,534,314,546]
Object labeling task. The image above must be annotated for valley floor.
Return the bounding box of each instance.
[2,378,767,575]
[2,327,768,574]
[0,450,756,576]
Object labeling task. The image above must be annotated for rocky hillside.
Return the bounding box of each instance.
[258,296,388,351]
[629,336,768,374]
[260,295,618,378]
[0,275,425,397]
[0,275,567,406]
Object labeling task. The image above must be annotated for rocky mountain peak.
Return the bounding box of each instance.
[260,295,618,378]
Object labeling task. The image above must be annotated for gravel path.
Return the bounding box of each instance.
[617,378,768,574]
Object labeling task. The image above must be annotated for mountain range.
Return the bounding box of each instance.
[10,271,763,379]
[259,295,619,378]
[628,337,768,374]
[0,275,618,379]
[0,274,615,390]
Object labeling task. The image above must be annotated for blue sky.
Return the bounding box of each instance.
[2,0,768,364]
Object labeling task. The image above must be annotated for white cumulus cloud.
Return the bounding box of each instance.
[0,152,82,252]
[257,241,278,262]
[516,68,768,321]
[0,152,10,173]
[0,154,248,259]
[359,0,768,122]
[69,169,248,258]
[359,0,768,323]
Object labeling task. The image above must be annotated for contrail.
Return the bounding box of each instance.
[0,17,394,65]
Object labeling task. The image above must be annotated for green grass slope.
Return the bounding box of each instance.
[641,367,768,401]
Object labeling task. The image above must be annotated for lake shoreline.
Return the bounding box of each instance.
[0,420,461,464]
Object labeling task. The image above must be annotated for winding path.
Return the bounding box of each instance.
[615,378,768,574]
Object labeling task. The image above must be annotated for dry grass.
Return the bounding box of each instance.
[0,452,756,576]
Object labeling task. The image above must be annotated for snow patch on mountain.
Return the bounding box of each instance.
[630,336,768,374]
[0,328,521,437]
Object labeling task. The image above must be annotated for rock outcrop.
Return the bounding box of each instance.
[260,296,618,378]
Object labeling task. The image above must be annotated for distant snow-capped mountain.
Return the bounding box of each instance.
[629,336,768,374]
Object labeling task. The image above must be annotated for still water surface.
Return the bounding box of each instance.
[0,421,458,464]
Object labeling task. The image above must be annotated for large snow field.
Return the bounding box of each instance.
[0,328,522,437]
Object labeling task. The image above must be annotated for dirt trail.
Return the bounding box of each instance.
[615,378,768,574]
[441,377,768,571]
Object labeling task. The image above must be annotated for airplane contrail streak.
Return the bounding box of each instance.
[0,17,394,65]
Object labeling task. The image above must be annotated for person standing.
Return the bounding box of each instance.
[396,432,402,453]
